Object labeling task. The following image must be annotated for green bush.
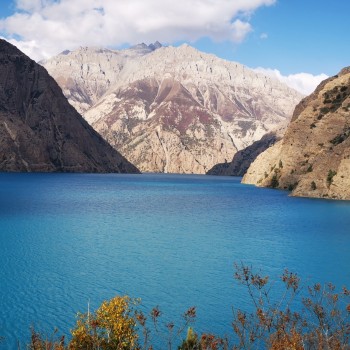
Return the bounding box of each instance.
[270,174,279,188]
[288,182,298,191]
[327,169,337,186]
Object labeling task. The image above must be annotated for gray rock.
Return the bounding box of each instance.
[0,39,139,173]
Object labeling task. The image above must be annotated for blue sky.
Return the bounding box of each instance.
[0,0,348,94]
[193,1,349,76]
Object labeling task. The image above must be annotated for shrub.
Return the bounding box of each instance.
[27,328,65,350]
[232,263,350,350]
[69,296,139,350]
[178,327,200,350]
[178,328,229,350]
[327,169,337,186]
[149,305,197,350]
[288,182,298,191]
[270,174,279,188]
[310,181,317,190]
[330,128,350,145]
[24,265,350,350]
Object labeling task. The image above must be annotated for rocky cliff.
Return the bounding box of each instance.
[242,67,350,200]
[207,132,280,176]
[42,43,303,174]
[0,39,139,173]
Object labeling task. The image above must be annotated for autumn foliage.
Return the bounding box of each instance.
[231,263,350,350]
[69,296,139,349]
[22,264,350,349]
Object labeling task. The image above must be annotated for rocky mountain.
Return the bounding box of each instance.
[207,122,288,176]
[242,67,350,200]
[207,131,280,176]
[0,39,139,173]
[42,43,303,173]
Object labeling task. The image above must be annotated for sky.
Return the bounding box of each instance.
[0,0,348,95]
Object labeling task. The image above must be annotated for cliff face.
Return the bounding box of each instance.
[0,39,139,173]
[207,132,280,176]
[242,67,350,200]
[42,44,303,174]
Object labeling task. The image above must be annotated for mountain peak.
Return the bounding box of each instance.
[42,43,302,174]
[0,38,139,173]
[0,38,27,57]
[148,41,162,50]
[130,42,148,50]
[60,49,71,56]
[129,41,162,53]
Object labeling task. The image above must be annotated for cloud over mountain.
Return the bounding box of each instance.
[0,0,275,61]
[254,67,329,95]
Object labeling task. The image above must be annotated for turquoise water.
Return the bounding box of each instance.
[0,173,350,348]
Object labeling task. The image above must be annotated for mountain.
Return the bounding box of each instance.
[0,39,139,173]
[207,131,280,176]
[242,67,350,200]
[207,122,287,176]
[42,43,303,173]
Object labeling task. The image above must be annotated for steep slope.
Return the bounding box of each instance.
[242,67,350,200]
[0,39,139,173]
[41,42,163,115]
[43,43,303,173]
[207,132,280,176]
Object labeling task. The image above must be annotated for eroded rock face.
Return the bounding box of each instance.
[0,39,139,173]
[242,67,350,200]
[43,44,303,173]
[207,132,280,176]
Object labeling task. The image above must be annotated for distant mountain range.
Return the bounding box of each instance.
[3,38,347,200]
[0,39,139,173]
[42,42,303,174]
[243,67,350,200]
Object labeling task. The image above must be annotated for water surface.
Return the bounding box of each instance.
[0,173,349,348]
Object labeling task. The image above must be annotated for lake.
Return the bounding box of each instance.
[0,173,350,348]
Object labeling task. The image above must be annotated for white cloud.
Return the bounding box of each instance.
[0,0,276,61]
[254,67,329,95]
[15,0,45,12]
[260,32,268,39]
[230,20,252,43]
[0,36,46,59]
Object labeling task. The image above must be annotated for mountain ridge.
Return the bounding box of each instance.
[0,39,139,173]
[242,67,350,200]
[42,43,303,173]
